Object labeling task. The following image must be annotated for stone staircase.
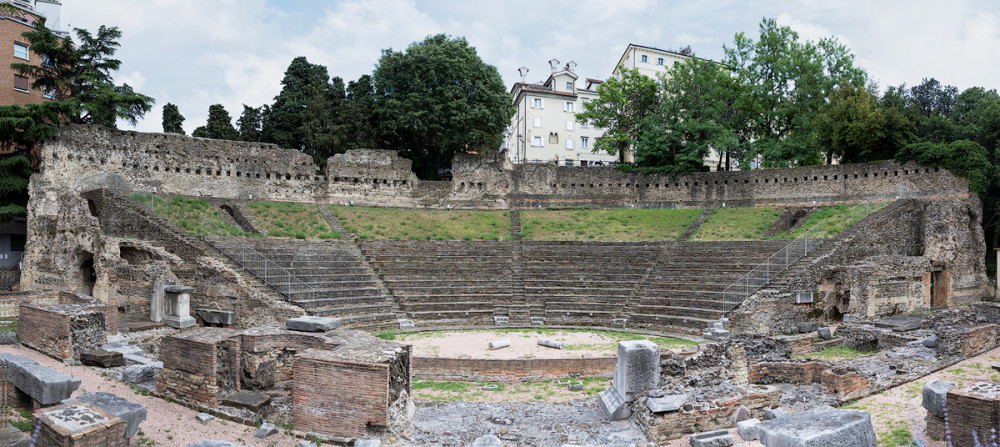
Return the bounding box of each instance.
[215,238,399,329]
[361,240,515,326]
[628,240,792,334]
[679,208,714,241]
[521,241,662,327]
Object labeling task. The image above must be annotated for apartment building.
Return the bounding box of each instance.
[505,60,619,166]
[0,0,61,107]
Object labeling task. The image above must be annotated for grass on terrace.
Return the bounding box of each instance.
[520,208,702,241]
[331,206,510,240]
[771,202,889,239]
[244,202,340,240]
[689,207,782,241]
[131,193,255,237]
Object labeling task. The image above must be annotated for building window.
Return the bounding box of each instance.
[564,102,574,113]
[641,55,648,63]
[532,98,543,109]
[13,75,29,92]
[532,136,543,147]
[548,132,559,144]
[566,139,574,150]
[580,120,589,129]
[533,117,541,128]
[565,81,573,90]
[565,120,573,131]
[42,87,54,99]
[42,54,54,67]
[14,43,28,60]
[657,57,664,66]
[581,137,590,149]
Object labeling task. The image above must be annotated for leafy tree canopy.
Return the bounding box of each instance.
[0,101,73,221]
[12,24,153,128]
[372,34,512,178]
[575,68,661,164]
[161,103,184,134]
[192,104,238,141]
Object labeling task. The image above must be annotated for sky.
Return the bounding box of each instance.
[57,0,1000,134]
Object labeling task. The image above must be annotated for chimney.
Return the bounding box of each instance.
[518,66,529,83]
[548,58,560,73]
[565,61,577,73]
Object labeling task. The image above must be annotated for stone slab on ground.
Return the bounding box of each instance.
[992,362,1000,372]
[221,391,271,412]
[63,391,147,438]
[872,315,923,332]
[472,434,503,447]
[254,421,277,438]
[922,380,955,418]
[196,413,214,423]
[286,315,342,332]
[101,343,144,358]
[756,405,876,447]
[764,408,786,421]
[355,440,381,447]
[690,429,735,447]
[796,322,818,333]
[187,442,245,447]
[598,386,630,421]
[0,353,81,405]
[123,364,161,383]
[80,349,125,368]
[646,394,688,413]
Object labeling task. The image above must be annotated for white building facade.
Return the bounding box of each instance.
[505,60,618,166]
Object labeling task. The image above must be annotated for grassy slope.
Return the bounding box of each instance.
[520,208,702,241]
[331,206,510,240]
[244,202,340,240]
[132,194,254,237]
[689,207,783,241]
[772,202,888,239]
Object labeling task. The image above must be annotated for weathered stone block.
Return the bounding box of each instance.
[196,309,236,326]
[731,405,751,424]
[612,340,660,402]
[63,391,147,438]
[123,364,161,383]
[690,429,735,447]
[598,386,630,421]
[164,314,196,329]
[472,435,503,447]
[150,276,165,323]
[756,406,876,447]
[0,353,81,405]
[81,349,125,368]
[818,328,832,340]
[0,332,17,345]
[738,418,760,441]
[922,335,939,348]
[285,316,342,332]
[796,322,818,333]
[355,440,382,447]
[646,394,688,413]
[764,407,786,421]
[254,421,277,438]
[921,380,955,418]
[221,391,271,412]
[196,413,214,423]
[187,442,244,447]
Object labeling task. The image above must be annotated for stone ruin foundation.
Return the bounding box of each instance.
[924,380,1000,446]
[16,291,117,362]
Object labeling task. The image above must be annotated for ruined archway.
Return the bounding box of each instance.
[78,252,96,296]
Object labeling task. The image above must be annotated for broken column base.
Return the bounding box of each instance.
[756,405,876,447]
[164,315,196,329]
[598,386,630,421]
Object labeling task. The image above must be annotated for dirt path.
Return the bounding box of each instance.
[0,345,301,447]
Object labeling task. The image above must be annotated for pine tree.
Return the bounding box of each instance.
[162,103,184,134]
[192,104,238,141]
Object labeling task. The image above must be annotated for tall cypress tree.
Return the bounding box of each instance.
[162,103,185,134]
[192,104,238,141]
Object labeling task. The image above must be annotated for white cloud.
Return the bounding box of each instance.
[117,71,146,90]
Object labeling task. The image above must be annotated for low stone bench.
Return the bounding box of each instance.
[0,353,81,405]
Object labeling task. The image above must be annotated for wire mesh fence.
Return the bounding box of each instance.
[199,218,317,302]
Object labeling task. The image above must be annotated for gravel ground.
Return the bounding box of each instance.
[0,344,301,447]
[401,329,685,360]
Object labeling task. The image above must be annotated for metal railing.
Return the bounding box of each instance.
[720,187,910,313]
[199,217,318,303]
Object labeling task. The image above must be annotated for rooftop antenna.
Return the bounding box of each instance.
[518,66,529,83]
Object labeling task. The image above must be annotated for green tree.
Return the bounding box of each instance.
[0,101,73,221]
[299,78,349,167]
[161,103,184,134]
[814,84,905,163]
[634,58,739,174]
[372,34,512,178]
[575,68,661,164]
[723,18,866,167]
[11,24,153,128]
[192,104,238,141]
[342,74,379,150]
[261,57,333,151]
[236,104,264,142]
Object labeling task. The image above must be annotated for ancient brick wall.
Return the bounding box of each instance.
[748,361,869,399]
[293,352,391,438]
[945,386,1000,447]
[412,356,617,382]
[158,329,242,409]
[17,306,71,360]
[635,386,781,442]
[937,324,1000,358]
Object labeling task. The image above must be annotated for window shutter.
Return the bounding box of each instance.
[13,76,29,91]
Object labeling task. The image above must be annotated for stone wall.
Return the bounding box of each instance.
[158,328,241,409]
[412,356,617,383]
[749,362,869,400]
[943,384,1000,447]
[635,386,781,443]
[16,292,114,362]
[730,197,990,334]
[293,352,391,438]
[40,125,968,210]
